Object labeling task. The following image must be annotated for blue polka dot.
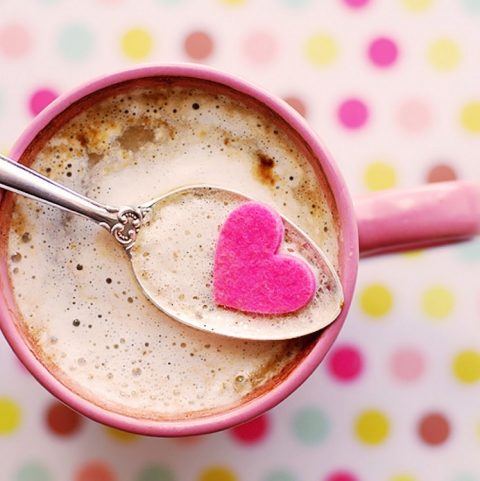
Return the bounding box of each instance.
[292,406,330,445]
[57,24,94,60]
[263,471,297,481]
[456,239,480,261]
[462,0,480,12]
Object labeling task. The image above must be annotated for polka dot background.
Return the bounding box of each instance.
[1,1,480,480]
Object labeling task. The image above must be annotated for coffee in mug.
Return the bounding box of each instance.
[2,77,340,420]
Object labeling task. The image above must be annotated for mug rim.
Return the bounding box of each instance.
[0,63,359,436]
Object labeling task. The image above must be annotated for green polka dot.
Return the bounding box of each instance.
[263,471,297,481]
[57,24,94,60]
[280,0,311,7]
[15,463,51,481]
[457,239,480,261]
[292,407,329,444]
[462,0,480,12]
[451,475,477,481]
[137,466,175,481]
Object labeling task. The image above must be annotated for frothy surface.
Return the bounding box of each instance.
[131,187,343,340]
[4,78,339,419]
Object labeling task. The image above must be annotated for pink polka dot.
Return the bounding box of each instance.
[368,37,399,67]
[327,344,364,382]
[342,0,370,8]
[390,347,425,382]
[75,462,116,481]
[230,414,270,444]
[417,412,450,446]
[283,96,307,117]
[337,98,369,129]
[184,31,214,60]
[46,400,84,437]
[325,470,359,481]
[244,32,277,64]
[0,23,32,58]
[29,88,59,117]
[397,99,432,133]
[427,163,457,183]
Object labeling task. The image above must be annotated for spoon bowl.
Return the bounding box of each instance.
[133,185,344,340]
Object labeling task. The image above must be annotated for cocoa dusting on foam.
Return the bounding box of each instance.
[2,78,339,421]
[254,152,278,186]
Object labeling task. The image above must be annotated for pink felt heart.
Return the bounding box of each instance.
[213,202,317,315]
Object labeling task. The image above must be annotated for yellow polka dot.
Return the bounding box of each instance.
[360,284,393,318]
[104,426,139,443]
[391,475,417,481]
[198,466,238,481]
[421,285,454,319]
[121,28,153,60]
[401,0,432,11]
[1,147,10,156]
[428,38,461,71]
[401,249,424,258]
[0,397,21,435]
[355,409,390,445]
[461,102,480,134]
[452,350,480,384]
[364,161,397,191]
[304,34,337,67]
[219,0,245,4]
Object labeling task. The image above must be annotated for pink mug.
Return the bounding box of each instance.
[1,64,479,437]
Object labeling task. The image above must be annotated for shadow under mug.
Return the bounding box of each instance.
[1,64,479,437]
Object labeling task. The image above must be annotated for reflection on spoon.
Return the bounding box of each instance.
[0,154,343,340]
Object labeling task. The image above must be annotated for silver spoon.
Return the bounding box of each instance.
[0,154,343,340]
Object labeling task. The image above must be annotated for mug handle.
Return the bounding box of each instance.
[354,181,480,257]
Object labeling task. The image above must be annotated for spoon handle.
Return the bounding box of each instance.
[0,154,145,249]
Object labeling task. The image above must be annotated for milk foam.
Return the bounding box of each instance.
[6,79,339,419]
[131,187,343,340]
